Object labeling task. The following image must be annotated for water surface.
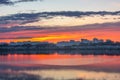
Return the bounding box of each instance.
[0,53,120,80]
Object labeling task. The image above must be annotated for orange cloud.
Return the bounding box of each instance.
[0,29,119,43]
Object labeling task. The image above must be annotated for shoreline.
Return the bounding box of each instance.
[0,49,120,55]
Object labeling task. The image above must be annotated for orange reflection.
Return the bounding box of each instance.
[0,54,120,66]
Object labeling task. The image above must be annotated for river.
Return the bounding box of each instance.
[0,53,120,80]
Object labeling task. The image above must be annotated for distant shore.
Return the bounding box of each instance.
[0,38,120,55]
[0,49,120,55]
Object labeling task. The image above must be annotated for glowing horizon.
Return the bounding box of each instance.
[0,25,120,43]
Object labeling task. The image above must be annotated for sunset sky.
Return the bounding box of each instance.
[0,0,120,43]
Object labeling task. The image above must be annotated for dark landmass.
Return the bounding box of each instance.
[0,38,120,55]
[0,50,120,55]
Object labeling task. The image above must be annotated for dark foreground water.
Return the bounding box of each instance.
[0,52,120,80]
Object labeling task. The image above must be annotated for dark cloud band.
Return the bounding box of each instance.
[0,0,13,5]
[0,0,42,5]
[0,11,120,25]
[0,22,120,33]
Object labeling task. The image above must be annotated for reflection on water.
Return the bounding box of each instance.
[22,69,120,80]
[0,54,120,66]
[0,53,120,80]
